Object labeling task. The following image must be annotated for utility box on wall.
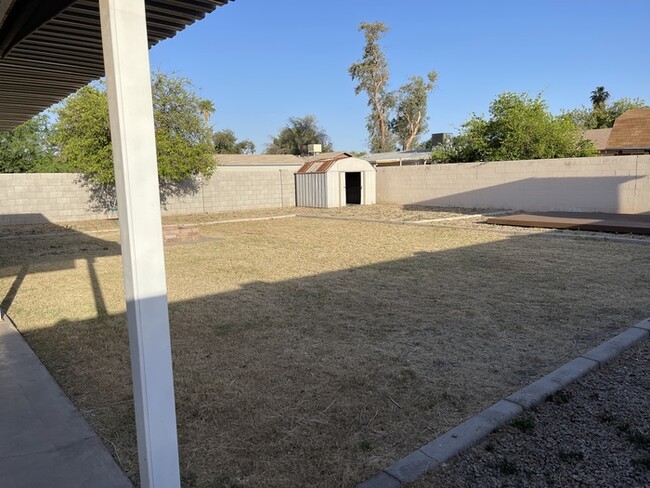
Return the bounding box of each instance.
[295,152,377,208]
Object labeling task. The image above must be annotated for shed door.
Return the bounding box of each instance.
[345,172,362,204]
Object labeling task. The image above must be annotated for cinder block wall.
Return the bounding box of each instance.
[0,168,297,225]
[376,155,650,213]
[161,169,296,215]
[0,173,103,225]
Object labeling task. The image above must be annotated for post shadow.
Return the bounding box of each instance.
[0,263,28,315]
[86,257,108,317]
[0,213,120,320]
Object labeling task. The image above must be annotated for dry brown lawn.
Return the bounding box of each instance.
[1,209,649,487]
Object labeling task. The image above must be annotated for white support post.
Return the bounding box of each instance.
[98,1,180,487]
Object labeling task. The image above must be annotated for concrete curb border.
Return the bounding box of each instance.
[358,317,650,487]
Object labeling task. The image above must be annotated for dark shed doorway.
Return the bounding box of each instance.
[345,172,362,204]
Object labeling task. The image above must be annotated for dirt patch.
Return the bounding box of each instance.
[1,214,649,487]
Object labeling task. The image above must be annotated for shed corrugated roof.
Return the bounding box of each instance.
[0,0,231,131]
[606,108,650,150]
[297,152,351,174]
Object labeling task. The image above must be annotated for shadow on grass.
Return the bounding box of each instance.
[0,214,121,316]
[1,219,649,487]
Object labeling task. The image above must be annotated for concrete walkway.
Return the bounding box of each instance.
[0,313,132,488]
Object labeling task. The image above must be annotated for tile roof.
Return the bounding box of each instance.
[582,128,612,151]
[606,108,650,149]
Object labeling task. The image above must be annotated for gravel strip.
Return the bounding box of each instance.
[409,338,650,487]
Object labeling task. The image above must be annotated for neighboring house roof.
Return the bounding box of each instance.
[362,150,431,164]
[0,0,232,131]
[303,152,352,163]
[216,154,303,166]
[606,108,650,150]
[582,128,612,152]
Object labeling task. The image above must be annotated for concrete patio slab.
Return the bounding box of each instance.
[0,313,132,488]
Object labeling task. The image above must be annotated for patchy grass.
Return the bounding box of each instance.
[1,212,649,487]
[510,416,536,433]
[631,456,650,470]
[546,390,572,404]
[557,449,584,463]
[496,457,518,475]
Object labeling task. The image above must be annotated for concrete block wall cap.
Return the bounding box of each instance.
[582,327,649,364]
[632,318,650,332]
[506,357,598,409]
[356,471,401,488]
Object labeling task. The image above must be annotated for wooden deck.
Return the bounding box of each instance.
[486,212,650,235]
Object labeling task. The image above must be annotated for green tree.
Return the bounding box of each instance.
[198,99,215,124]
[266,115,333,155]
[53,73,215,202]
[392,72,438,150]
[213,129,255,154]
[568,97,647,129]
[590,86,610,111]
[0,114,60,173]
[432,92,597,163]
[349,21,396,153]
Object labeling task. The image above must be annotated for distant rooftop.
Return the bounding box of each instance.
[606,108,650,150]
[303,152,352,163]
[583,128,612,152]
[216,154,303,166]
[362,150,431,164]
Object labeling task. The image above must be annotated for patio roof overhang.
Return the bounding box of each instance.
[0,0,230,131]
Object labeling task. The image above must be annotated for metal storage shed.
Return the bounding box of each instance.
[295,152,377,208]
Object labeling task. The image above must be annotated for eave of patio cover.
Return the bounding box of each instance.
[0,0,229,131]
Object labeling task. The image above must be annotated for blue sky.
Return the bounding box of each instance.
[149,0,650,153]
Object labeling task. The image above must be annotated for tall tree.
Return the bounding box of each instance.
[53,73,215,193]
[266,115,333,155]
[198,99,215,124]
[213,129,255,154]
[392,71,438,150]
[568,97,647,129]
[432,92,597,163]
[349,21,396,153]
[0,114,64,173]
[590,86,610,111]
